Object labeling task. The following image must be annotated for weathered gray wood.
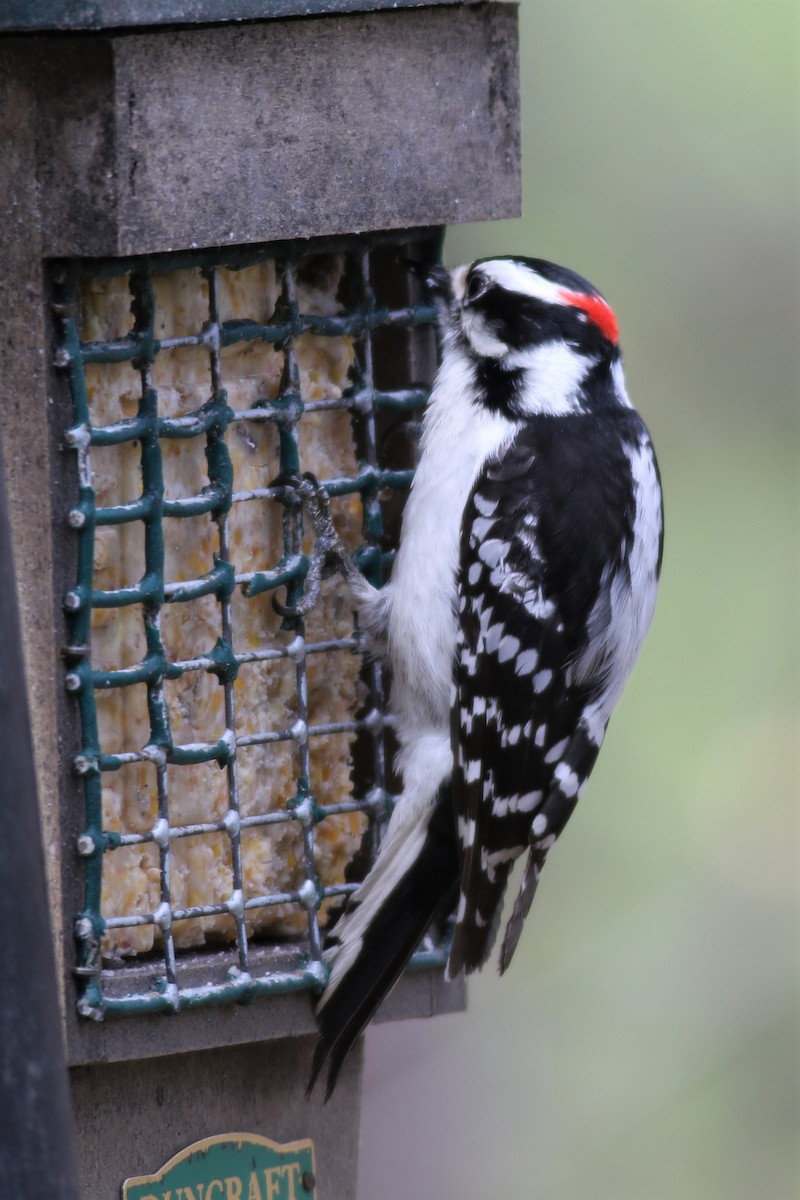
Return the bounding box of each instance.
[71,1036,364,1200]
[65,958,465,1066]
[0,413,80,1200]
[0,45,65,1008]
[0,0,463,33]
[33,4,520,257]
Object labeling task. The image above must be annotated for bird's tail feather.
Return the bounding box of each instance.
[445,874,509,980]
[498,847,545,974]
[309,785,459,1100]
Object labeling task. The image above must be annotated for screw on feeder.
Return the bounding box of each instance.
[63,423,90,450]
[73,754,97,776]
[74,915,95,942]
[76,833,96,857]
[63,590,82,613]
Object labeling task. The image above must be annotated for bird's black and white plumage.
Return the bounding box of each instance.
[307,256,663,1097]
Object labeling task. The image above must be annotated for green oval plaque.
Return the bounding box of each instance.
[122,1132,317,1200]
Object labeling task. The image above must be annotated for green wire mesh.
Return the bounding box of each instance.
[52,232,446,1019]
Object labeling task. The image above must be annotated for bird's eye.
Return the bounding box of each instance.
[465,273,487,304]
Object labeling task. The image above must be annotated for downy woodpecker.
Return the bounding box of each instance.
[306,256,663,1097]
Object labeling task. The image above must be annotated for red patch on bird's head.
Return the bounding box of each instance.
[559,289,619,345]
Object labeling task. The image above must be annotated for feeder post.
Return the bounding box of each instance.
[0,437,81,1200]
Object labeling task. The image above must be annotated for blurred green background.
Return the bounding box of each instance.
[358,3,799,1198]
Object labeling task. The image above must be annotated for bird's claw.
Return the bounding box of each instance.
[268,471,358,619]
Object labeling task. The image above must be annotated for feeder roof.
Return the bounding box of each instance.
[0,0,471,35]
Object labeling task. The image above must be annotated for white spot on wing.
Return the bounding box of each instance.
[464,760,482,784]
[554,762,580,798]
[544,737,569,763]
[515,648,539,676]
[485,623,504,654]
[474,493,499,517]
[461,650,477,674]
[478,538,509,568]
[516,790,543,812]
[471,515,497,542]
[523,590,556,620]
[497,634,520,663]
[581,707,606,747]
[533,669,553,693]
[493,789,543,817]
[480,845,523,883]
[458,816,476,847]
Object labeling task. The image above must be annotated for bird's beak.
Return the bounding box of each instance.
[406,260,454,306]
[422,263,454,303]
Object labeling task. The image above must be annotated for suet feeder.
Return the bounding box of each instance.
[0,2,520,1196]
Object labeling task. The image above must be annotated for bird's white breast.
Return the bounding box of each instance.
[385,342,516,739]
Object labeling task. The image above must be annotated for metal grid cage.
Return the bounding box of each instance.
[51,230,445,1019]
